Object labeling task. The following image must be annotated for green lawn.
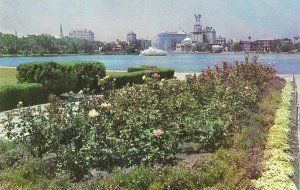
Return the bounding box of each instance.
[0,67,17,85]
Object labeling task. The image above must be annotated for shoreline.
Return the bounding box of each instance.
[0,52,300,58]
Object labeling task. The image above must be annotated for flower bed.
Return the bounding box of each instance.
[0,60,293,189]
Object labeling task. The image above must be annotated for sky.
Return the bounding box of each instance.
[0,0,300,42]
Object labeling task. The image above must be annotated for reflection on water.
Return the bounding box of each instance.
[0,53,299,73]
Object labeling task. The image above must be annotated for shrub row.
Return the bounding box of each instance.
[128,66,174,79]
[127,65,158,72]
[104,67,175,88]
[17,61,106,95]
[254,82,296,190]
[0,83,47,111]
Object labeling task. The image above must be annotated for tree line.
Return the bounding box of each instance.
[0,33,143,55]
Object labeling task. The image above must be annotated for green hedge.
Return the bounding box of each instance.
[127,66,174,78]
[108,71,145,88]
[17,61,106,95]
[0,83,47,111]
[106,67,175,88]
[127,66,158,72]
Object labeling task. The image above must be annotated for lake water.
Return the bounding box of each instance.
[0,53,300,73]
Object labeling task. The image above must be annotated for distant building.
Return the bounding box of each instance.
[127,32,137,43]
[253,39,275,52]
[203,26,216,44]
[190,33,204,43]
[157,29,187,51]
[140,39,151,50]
[176,37,193,52]
[240,41,252,52]
[112,39,123,51]
[190,14,204,43]
[189,15,217,45]
[215,36,226,46]
[69,29,94,42]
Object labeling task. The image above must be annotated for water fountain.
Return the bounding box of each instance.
[140,47,167,56]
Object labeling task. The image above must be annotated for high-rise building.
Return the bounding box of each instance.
[157,29,187,51]
[127,32,137,43]
[189,14,218,44]
[69,29,95,42]
[190,14,204,43]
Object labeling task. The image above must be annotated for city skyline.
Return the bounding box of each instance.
[1,0,300,42]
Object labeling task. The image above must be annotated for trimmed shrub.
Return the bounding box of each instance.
[108,71,145,88]
[152,68,175,79]
[105,67,174,88]
[127,65,158,72]
[128,66,174,79]
[17,61,106,95]
[0,83,47,111]
[70,62,106,90]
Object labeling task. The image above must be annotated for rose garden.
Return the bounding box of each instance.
[0,58,298,189]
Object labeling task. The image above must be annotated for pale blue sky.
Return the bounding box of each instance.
[0,0,299,42]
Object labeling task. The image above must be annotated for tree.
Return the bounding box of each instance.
[294,42,300,52]
[233,42,242,51]
[280,42,293,52]
[0,34,20,54]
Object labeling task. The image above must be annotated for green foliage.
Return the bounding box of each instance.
[98,166,156,189]
[254,82,296,190]
[0,83,47,111]
[127,65,158,72]
[103,67,174,88]
[2,60,278,183]
[17,61,106,95]
[0,156,72,190]
[71,61,106,90]
[127,66,174,79]
[107,71,145,88]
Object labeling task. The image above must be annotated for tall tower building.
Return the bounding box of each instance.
[59,24,64,38]
[190,14,204,42]
[194,14,202,32]
[15,29,18,37]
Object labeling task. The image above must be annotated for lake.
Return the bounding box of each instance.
[0,53,300,73]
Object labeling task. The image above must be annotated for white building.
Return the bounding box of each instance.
[176,37,193,52]
[69,29,95,42]
[190,33,204,43]
[215,36,226,46]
